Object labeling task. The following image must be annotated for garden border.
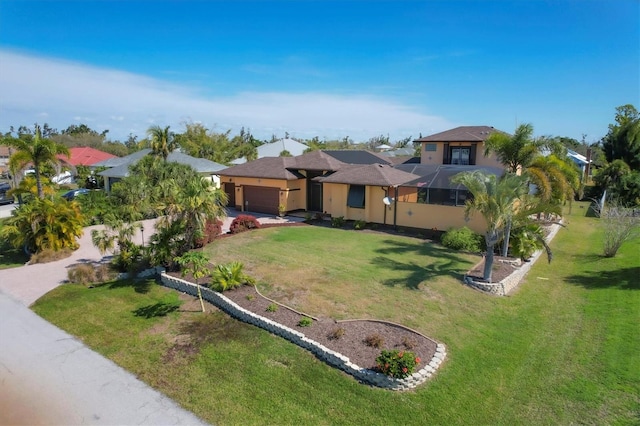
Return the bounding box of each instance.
[158,273,446,391]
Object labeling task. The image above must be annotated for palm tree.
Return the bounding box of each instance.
[175,251,211,312]
[526,154,580,209]
[484,123,543,174]
[147,125,177,161]
[2,125,70,199]
[452,170,530,282]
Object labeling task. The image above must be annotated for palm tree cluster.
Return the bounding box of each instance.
[453,123,578,281]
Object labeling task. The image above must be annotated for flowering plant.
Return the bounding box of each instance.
[375,349,421,379]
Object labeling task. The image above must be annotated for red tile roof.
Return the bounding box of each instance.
[58,147,118,166]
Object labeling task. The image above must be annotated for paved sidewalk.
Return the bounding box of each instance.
[0,210,303,425]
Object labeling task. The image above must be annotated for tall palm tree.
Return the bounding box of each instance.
[452,170,530,282]
[2,125,70,199]
[147,125,177,161]
[526,154,580,208]
[484,123,543,174]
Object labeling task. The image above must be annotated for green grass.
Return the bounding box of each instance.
[32,205,640,425]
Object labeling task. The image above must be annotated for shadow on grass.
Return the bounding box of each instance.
[373,239,473,289]
[133,301,180,318]
[564,266,640,290]
[107,279,153,294]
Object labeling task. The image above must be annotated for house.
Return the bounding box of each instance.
[95,149,226,192]
[231,138,309,165]
[218,126,507,233]
[58,147,117,167]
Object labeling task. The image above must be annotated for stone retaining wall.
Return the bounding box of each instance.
[464,222,563,296]
[159,273,446,391]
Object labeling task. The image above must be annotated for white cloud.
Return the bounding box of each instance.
[0,49,454,142]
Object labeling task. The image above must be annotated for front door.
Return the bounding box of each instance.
[307,172,323,212]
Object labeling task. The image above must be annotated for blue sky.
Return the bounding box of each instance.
[0,0,638,144]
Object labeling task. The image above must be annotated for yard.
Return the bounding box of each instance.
[32,203,640,425]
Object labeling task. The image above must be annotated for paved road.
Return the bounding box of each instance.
[0,211,303,425]
[0,201,16,218]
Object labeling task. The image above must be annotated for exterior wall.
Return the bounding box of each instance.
[323,182,486,233]
[218,175,306,212]
[420,141,503,168]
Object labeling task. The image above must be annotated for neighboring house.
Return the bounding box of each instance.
[0,146,11,176]
[231,138,309,165]
[218,126,507,233]
[96,149,226,191]
[566,149,591,178]
[57,147,117,167]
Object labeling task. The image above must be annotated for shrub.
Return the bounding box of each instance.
[29,248,74,264]
[298,316,313,327]
[376,349,421,379]
[246,294,254,301]
[364,333,384,348]
[266,303,278,312]
[353,219,367,230]
[211,261,253,292]
[331,216,345,228]
[230,215,261,234]
[327,327,345,340]
[67,263,115,287]
[401,336,417,350]
[441,226,484,253]
[194,218,223,247]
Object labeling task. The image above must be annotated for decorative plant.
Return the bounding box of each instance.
[401,336,417,350]
[266,303,278,312]
[327,327,345,340]
[376,350,421,379]
[331,216,345,228]
[230,215,261,234]
[364,333,384,348]
[211,261,254,292]
[175,251,211,312]
[353,219,367,230]
[298,316,313,327]
[278,204,286,217]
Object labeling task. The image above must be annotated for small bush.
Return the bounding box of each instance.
[304,213,313,223]
[194,218,223,247]
[230,215,261,234]
[67,263,115,287]
[353,219,366,230]
[211,261,253,292]
[298,316,313,327]
[246,294,254,301]
[441,226,484,253]
[364,333,384,348]
[401,336,417,350]
[29,248,74,264]
[376,349,421,379]
[331,216,345,228]
[327,327,345,340]
[266,303,278,312]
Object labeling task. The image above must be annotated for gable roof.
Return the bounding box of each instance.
[414,126,504,143]
[97,149,226,178]
[291,150,347,171]
[58,146,117,166]
[317,164,420,186]
[219,157,303,180]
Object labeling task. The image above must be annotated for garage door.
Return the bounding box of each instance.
[243,186,280,215]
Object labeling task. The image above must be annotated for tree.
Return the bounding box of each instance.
[1,198,84,254]
[147,125,177,161]
[483,123,543,173]
[601,104,640,170]
[591,201,640,257]
[452,171,531,281]
[526,154,581,208]
[174,251,211,312]
[2,124,70,199]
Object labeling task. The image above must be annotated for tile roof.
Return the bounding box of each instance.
[291,150,346,171]
[219,157,303,180]
[317,164,420,186]
[58,146,117,166]
[414,126,505,143]
[323,150,393,165]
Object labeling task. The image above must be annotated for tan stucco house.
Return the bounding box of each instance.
[218,126,508,233]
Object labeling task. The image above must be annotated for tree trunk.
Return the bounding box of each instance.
[483,247,495,282]
[502,219,511,257]
[34,167,44,199]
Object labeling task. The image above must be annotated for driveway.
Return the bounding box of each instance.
[0,209,303,425]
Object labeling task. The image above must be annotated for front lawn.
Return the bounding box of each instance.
[32,205,640,425]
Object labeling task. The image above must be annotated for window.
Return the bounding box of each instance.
[424,143,437,152]
[347,185,365,208]
[450,147,470,165]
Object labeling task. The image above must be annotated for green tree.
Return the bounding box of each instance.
[175,251,211,312]
[2,124,70,199]
[526,154,581,207]
[452,171,530,281]
[1,198,84,254]
[601,104,640,170]
[147,125,178,161]
[483,123,543,173]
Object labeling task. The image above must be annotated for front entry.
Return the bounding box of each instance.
[307,172,323,212]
